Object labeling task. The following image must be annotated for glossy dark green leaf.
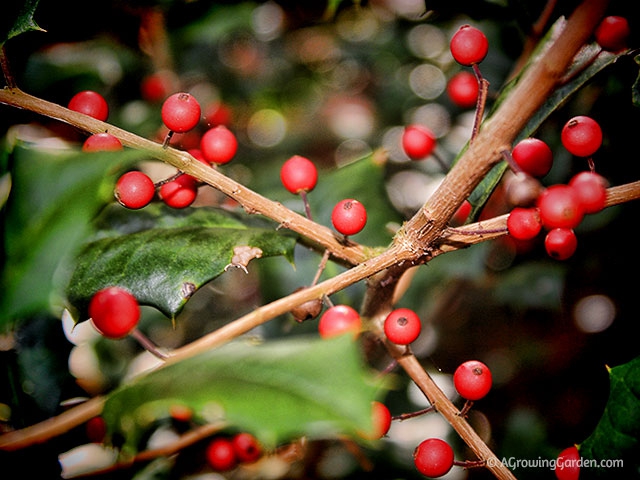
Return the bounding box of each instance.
[578,355,640,478]
[102,335,385,458]
[65,204,297,321]
[0,0,44,46]
[0,144,146,329]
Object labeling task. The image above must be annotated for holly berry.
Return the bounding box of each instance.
[115,171,156,209]
[569,171,608,214]
[82,132,123,152]
[331,199,367,236]
[88,286,140,339]
[402,124,436,160]
[140,70,176,103]
[453,360,492,401]
[413,438,455,478]
[446,71,479,109]
[204,102,233,127]
[554,445,580,480]
[85,416,106,443]
[159,174,198,209]
[561,115,603,158]
[360,401,392,440]
[280,155,318,194]
[205,437,237,471]
[537,184,584,229]
[318,304,362,339]
[161,92,202,133]
[594,16,630,52]
[231,432,262,464]
[200,125,238,164]
[507,207,542,241]
[384,308,422,346]
[451,199,472,225]
[511,137,553,178]
[545,228,577,260]
[450,25,489,66]
[68,90,109,121]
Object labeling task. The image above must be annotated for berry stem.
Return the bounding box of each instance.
[311,249,331,287]
[454,459,487,469]
[299,190,313,220]
[154,171,184,187]
[459,400,474,417]
[162,130,175,149]
[130,328,168,360]
[391,405,436,421]
[500,148,524,174]
[471,63,489,141]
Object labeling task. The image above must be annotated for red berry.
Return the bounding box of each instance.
[280,155,318,194]
[402,124,436,160]
[569,171,608,214]
[413,438,455,478]
[446,71,479,109]
[554,445,580,480]
[451,199,472,225]
[200,126,238,164]
[511,138,553,178]
[204,102,233,127]
[507,207,542,240]
[161,92,202,133]
[83,132,123,152]
[140,70,176,103]
[206,437,237,471]
[85,416,106,443]
[331,199,367,236]
[159,174,198,209]
[453,360,492,401]
[545,228,577,260]
[595,16,630,52]
[537,185,584,229]
[68,90,109,121]
[561,116,603,157]
[360,401,392,440]
[115,171,156,209]
[232,432,262,464]
[450,25,489,66]
[384,308,422,346]
[88,286,140,339]
[318,304,362,339]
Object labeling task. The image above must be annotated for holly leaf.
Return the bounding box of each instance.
[1,0,45,46]
[65,204,298,321]
[102,335,385,458]
[0,144,147,329]
[578,355,640,478]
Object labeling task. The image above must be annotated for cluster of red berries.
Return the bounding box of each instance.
[507,115,608,260]
[205,432,263,472]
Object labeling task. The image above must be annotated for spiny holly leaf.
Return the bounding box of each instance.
[578,355,640,478]
[0,144,147,329]
[65,204,297,321]
[1,0,45,46]
[102,335,385,458]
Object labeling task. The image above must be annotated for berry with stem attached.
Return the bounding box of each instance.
[280,155,318,194]
[402,124,436,160]
[200,125,238,164]
[360,401,392,440]
[453,360,492,401]
[318,304,362,339]
[68,90,109,121]
[384,307,422,346]
[569,171,607,214]
[554,445,580,480]
[413,438,455,478]
[331,199,367,237]
[88,286,140,339]
[545,228,577,260]
[594,16,630,52]
[561,115,603,158]
[83,132,123,152]
[159,174,198,208]
[511,137,553,178]
[115,171,156,209]
[206,437,237,471]
[537,184,584,229]
[507,207,542,241]
[446,71,479,109]
[161,92,202,134]
[450,25,489,66]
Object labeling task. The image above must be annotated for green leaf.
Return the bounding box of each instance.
[578,356,640,478]
[0,144,146,328]
[1,0,45,46]
[102,335,385,458]
[65,204,298,321]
